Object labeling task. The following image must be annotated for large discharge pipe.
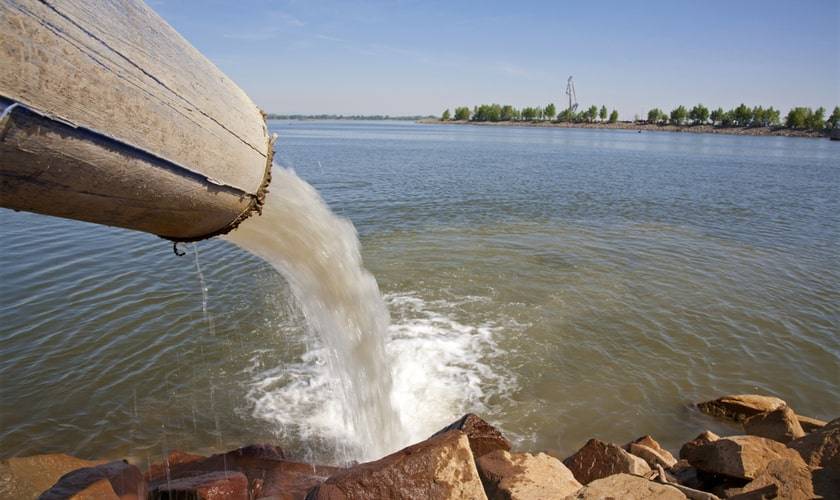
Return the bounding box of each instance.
[0,0,273,241]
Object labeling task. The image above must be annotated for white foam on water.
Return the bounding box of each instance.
[385,293,511,445]
[245,292,511,463]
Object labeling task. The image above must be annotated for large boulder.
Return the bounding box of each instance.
[679,431,720,460]
[39,460,145,500]
[562,438,650,485]
[475,450,581,499]
[681,435,800,480]
[307,430,487,500]
[624,435,677,469]
[697,395,785,423]
[742,406,804,443]
[787,417,839,469]
[567,473,686,499]
[727,457,814,500]
[432,414,511,458]
[146,445,340,500]
[0,454,104,500]
[148,471,248,500]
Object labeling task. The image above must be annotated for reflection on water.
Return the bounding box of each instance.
[1,121,838,463]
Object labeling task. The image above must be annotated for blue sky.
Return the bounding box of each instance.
[152,0,839,117]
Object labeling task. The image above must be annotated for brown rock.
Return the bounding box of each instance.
[667,460,703,490]
[146,445,340,500]
[726,484,778,500]
[307,430,487,500]
[812,465,840,500]
[679,431,720,460]
[682,435,801,480]
[562,438,651,485]
[788,417,839,469]
[144,450,206,481]
[742,406,805,443]
[432,414,511,458]
[149,471,248,500]
[625,435,678,469]
[39,460,145,500]
[796,415,827,433]
[476,449,581,499]
[697,395,786,423]
[728,457,814,500]
[567,473,687,499]
[0,454,104,500]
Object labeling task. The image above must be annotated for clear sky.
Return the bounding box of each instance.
[151,0,839,117]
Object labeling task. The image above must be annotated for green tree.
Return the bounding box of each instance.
[670,105,688,125]
[785,107,811,129]
[720,110,736,127]
[586,105,598,123]
[752,106,766,127]
[454,106,471,121]
[558,108,573,122]
[522,107,538,121]
[608,109,619,123]
[441,109,451,121]
[689,104,709,125]
[544,103,557,121]
[766,107,781,126]
[828,106,840,129]
[808,107,826,131]
[648,108,663,124]
[733,103,752,126]
[473,104,504,122]
[500,105,516,121]
[599,105,608,121]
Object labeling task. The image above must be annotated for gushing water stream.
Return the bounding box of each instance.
[226,167,402,460]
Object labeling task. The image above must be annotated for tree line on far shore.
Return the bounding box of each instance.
[442,104,618,124]
[441,103,840,132]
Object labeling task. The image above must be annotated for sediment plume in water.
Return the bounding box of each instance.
[226,167,402,460]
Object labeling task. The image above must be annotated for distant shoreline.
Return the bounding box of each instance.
[417,118,830,139]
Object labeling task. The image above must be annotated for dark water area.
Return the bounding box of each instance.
[1,121,838,465]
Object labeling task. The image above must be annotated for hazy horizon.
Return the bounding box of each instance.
[154,1,839,117]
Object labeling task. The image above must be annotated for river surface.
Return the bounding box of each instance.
[1,121,838,466]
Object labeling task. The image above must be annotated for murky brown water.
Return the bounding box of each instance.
[1,121,838,466]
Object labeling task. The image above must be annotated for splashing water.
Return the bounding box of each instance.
[226,167,402,460]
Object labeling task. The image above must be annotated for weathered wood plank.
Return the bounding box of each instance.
[0,0,271,194]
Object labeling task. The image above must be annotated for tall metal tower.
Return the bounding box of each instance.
[565,76,578,117]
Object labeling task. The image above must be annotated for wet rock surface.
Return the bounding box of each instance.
[625,435,678,469]
[742,406,805,443]
[726,457,814,500]
[39,460,145,500]
[307,430,487,500]
[697,395,786,423]
[788,417,839,469]
[14,394,833,500]
[432,414,512,459]
[0,454,105,500]
[682,435,801,480]
[146,445,340,500]
[148,471,248,500]
[562,438,651,485]
[567,473,687,499]
[475,449,581,499]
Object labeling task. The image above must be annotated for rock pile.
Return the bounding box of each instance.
[1,398,835,499]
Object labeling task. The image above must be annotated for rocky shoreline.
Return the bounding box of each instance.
[417,119,830,139]
[1,394,836,499]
